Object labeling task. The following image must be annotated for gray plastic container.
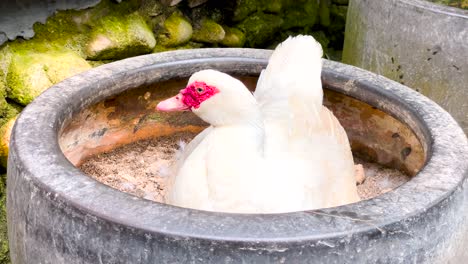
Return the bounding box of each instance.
[343,0,468,134]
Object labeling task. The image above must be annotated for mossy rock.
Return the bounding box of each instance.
[319,0,331,27]
[158,12,193,47]
[220,26,245,47]
[6,49,91,106]
[230,0,260,22]
[426,0,468,9]
[86,12,156,60]
[0,99,10,120]
[281,0,319,30]
[330,4,348,21]
[29,0,142,58]
[153,41,204,53]
[31,9,92,58]
[225,0,282,22]
[0,173,8,264]
[192,19,225,44]
[0,111,20,168]
[332,0,349,4]
[263,0,283,13]
[236,12,283,47]
[0,79,8,117]
[0,114,15,264]
[0,79,6,100]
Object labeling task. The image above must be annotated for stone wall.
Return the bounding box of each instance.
[0,0,349,262]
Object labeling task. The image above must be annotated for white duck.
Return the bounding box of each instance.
[157,35,360,213]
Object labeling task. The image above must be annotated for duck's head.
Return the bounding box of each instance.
[157,69,260,126]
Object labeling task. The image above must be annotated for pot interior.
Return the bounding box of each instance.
[59,75,426,200]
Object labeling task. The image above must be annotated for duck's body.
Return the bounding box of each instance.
[158,35,359,213]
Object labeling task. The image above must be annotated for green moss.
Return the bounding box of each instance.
[192,19,225,44]
[25,0,141,58]
[0,98,10,120]
[231,0,260,22]
[0,68,8,117]
[263,0,283,13]
[0,112,18,168]
[237,12,283,48]
[426,0,468,9]
[86,60,116,68]
[158,12,193,47]
[153,41,204,53]
[330,4,348,21]
[281,0,319,30]
[86,12,156,60]
[31,10,91,57]
[0,173,8,264]
[6,48,91,105]
[319,0,331,27]
[220,26,245,47]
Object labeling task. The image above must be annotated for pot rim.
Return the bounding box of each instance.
[10,48,468,243]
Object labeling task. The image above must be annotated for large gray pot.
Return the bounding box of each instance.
[343,0,468,133]
[7,49,468,263]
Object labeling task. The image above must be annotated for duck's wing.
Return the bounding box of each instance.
[255,35,359,206]
[174,126,212,170]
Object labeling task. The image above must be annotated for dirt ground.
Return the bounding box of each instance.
[80,132,411,203]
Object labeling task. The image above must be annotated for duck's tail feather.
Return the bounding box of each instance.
[254,35,323,123]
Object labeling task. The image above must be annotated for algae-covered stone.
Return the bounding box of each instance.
[158,12,193,47]
[153,41,203,53]
[0,78,6,99]
[237,13,283,47]
[7,49,91,105]
[0,114,17,168]
[0,78,9,117]
[0,98,10,120]
[86,12,156,60]
[426,0,468,9]
[230,0,259,22]
[263,0,283,13]
[331,4,348,20]
[192,19,225,44]
[220,26,245,47]
[319,0,331,27]
[282,0,319,29]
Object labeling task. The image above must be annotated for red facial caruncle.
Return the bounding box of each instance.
[156,81,219,112]
[181,81,219,109]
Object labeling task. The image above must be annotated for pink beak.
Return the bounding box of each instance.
[156,93,190,112]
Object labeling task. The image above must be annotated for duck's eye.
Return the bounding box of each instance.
[196,87,204,93]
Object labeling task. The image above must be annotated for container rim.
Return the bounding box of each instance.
[9,48,468,243]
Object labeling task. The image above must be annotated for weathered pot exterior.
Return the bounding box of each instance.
[343,0,468,134]
[7,49,468,263]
